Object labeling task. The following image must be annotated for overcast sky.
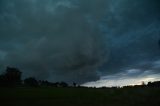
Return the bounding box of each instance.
[0,0,160,86]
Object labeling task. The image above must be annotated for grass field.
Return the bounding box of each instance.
[0,87,160,106]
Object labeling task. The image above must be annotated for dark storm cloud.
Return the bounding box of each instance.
[100,0,160,76]
[0,0,160,84]
[0,0,109,83]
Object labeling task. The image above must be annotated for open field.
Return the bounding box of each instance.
[0,87,160,106]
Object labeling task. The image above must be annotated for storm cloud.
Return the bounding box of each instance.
[0,0,109,83]
[0,0,160,85]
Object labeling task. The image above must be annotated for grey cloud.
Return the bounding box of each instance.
[0,0,109,83]
[0,0,160,84]
[100,0,160,75]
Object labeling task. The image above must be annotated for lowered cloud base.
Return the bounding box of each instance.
[0,0,160,85]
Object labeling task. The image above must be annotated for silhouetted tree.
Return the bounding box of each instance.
[0,67,22,86]
[141,81,146,86]
[39,80,48,86]
[0,75,5,86]
[39,80,58,87]
[147,81,160,88]
[55,82,60,87]
[59,82,68,87]
[73,82,77,87]
[24,77,39,87]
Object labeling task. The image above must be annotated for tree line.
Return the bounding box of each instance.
[0,67,77,87]
[0,67,160,88]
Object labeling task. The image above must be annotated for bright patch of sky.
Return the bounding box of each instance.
[82,73,160,88]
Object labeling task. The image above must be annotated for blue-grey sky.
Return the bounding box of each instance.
[0,0,160,86]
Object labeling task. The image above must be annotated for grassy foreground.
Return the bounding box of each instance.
[0,87,160,106]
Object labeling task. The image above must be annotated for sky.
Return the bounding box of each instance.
[0,0,160,87]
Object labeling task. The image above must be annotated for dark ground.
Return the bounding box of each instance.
[0,87,160,106]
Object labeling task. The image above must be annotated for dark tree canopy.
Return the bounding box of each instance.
[24,77,39,87]
[0,67,22,86]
